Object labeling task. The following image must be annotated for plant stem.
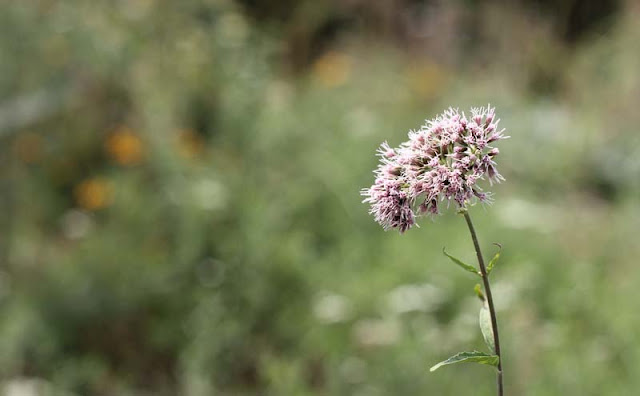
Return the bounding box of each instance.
[463,212,503,396]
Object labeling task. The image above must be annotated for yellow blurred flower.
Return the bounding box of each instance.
[13,132,43,164]
[105,126,144,166]
[74,177,113,211]
[405,60,449,99]
[176,129,205,160]
[312,51,352,88]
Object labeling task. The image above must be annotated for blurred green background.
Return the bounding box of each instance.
[1,0,640,395]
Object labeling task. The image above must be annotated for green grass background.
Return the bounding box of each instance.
[1,1,640,395]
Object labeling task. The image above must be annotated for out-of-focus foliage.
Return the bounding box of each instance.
[0,1,639,395]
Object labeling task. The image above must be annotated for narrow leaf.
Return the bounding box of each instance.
[479,301,495,353]
[430,351,499,372]
[442,248,479,276]
[486,243,502,275]
[474,284,485,301]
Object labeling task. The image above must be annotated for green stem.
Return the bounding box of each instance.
[463,212,503,396]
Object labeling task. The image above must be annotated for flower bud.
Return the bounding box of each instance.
[485,113,494,125]
[386,165,402,176]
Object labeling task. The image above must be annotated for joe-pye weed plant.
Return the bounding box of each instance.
[362,106,509,395]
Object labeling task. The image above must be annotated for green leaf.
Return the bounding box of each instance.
[442,248,479,276]
[479,301,495,353]
[430,351,499,372]
[486,243,502,275]
[473,284,485,301]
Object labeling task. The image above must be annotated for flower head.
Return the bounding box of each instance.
[361,105,508,233]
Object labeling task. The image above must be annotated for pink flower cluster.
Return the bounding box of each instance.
[361,106,508,233]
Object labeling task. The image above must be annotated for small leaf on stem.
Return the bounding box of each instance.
[486,243,502,275]
[430,351,499,372]
[474,284,485,301]
[479,301,496,353]
[442,248,479,276]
